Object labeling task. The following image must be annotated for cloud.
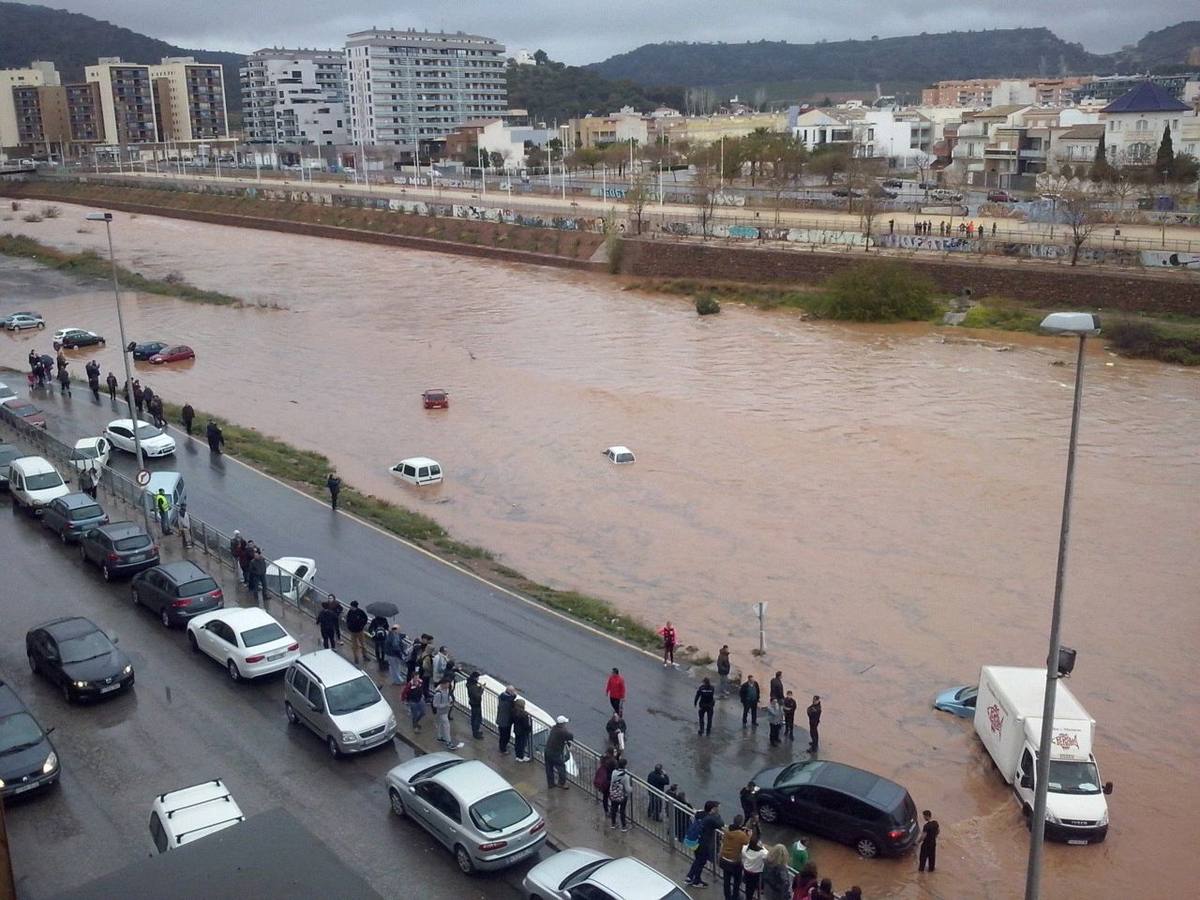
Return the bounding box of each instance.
[50,0,1187,64]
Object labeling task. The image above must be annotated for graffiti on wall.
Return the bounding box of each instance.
[1140,250,1200,270]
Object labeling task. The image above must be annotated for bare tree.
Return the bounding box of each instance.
[1107,168,1136,217]
[912,151,936,189]
[625,173,651,235]
[691,165,720,239]
[1061,189,1103,266]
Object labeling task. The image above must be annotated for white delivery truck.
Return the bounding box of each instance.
[973,666,1112,844]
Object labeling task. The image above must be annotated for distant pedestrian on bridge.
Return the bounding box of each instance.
[326,472,341,510]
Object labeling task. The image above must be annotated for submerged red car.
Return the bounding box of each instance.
[148,345,195,364]
[422,389,449,410]
[2,398,46,428]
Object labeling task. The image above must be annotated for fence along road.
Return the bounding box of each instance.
[0,387,795,873]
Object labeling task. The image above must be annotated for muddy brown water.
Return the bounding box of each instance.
[1,200,1197,898]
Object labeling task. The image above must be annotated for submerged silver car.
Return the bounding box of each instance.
[522,849,690,900]
[385,752,545,874]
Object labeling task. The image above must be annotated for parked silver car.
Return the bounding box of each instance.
[385,752,546,874]
[283,650,395,756]
[522,848,690,900]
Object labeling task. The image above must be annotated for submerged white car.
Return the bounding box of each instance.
[604,446,635,464]
[104,419,176,457]
[391,456,443,485]
[71,436,111,473]
[186,607,300,681]
[263,557,317,603]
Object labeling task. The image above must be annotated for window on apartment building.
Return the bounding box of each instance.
[1135,119,1149,131]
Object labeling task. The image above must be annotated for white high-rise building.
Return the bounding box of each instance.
[344,28,507,149]
[241,49,348,145]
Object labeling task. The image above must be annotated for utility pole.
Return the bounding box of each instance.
[755,602,767,654]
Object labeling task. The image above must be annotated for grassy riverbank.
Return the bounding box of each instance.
[155,398,664,651]
[0,233,248,307]
[633,275,1200,366]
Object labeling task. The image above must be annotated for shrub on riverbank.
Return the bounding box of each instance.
[0,233,245,307]
[809,260,940,322]
[1105,319,1200,366]
[695,295,721,315]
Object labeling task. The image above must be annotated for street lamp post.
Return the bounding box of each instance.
[84,212,151,532]
[1023,311,1101,900]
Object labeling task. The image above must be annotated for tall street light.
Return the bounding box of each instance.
[85,211,152,532]
[1023,311,1101,900]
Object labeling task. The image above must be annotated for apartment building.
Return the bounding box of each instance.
[922,77,1091,108]
[149,57,229,141]
[241,48,348,144]
[345,28,507,148]
[1075,73,1199,104]
[85,58,158,144]
[0,61,59,150]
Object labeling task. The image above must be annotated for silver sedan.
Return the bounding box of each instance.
[522,848,690,900]
[385,752,546,874]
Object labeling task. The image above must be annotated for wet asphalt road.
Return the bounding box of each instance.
[0,488,535,898]
[13,382,805,815]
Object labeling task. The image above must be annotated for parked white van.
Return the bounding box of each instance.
[8,456,71,513]
[390,457,443,486]
[149,779,245,853]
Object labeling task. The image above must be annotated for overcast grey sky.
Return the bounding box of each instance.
[43,0,1189,63]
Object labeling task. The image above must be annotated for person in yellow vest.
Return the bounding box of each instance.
[154,488,172,535]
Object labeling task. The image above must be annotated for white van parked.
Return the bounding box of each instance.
[149,779,245,853]
[8,456,71,513]
[973,666,1112,844]
[390,457,443,485]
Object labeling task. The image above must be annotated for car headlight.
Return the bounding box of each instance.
[42,751,58,774]
[341,731,358,743]
[387,713,396,729]
[1098,809,1109,827]
[0,777,6,788]
[73,680,89,689]
[122,665,133,676]
[1044,811,1060,825]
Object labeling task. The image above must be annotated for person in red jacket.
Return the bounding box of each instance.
[659,621,678,667]
[605,667,626,714]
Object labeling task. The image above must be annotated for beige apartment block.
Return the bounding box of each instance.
[149,57,229,142]
[86,58,158,144]
[0,61,59,149]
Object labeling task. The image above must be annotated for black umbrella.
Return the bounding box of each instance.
[365,601,399,618]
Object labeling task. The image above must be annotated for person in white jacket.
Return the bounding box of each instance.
[741,837,768,899]
[432,679,463,749]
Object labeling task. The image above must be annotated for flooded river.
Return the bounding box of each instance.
[2,199,1197,897]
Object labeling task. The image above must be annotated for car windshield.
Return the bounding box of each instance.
[262,573,292,595]
[1048,760,1102,795]
[240,623,287,648]
[134,425,163,440]
[0,712,44,754]
[956,687,978,702]
[774,762,819,788]
[324,675,381,715]
[469,789,532,833]
[113,534,151,551]
[72,447,99,459]
[24,472,62,490]
[178,577,218,596]
[8,404,34,415]
[59,630,113,663]
[69,505,103,521]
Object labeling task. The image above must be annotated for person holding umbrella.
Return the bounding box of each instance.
[365,601,399,671]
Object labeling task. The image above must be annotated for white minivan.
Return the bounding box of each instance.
[390,457,443,486]
[8,456,71,513]
[284,650,396,757]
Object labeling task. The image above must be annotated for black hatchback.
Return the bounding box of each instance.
[79,521,159,581]
[131,560,224,628]
[0,679,60,800]
[131,341,168,360]
[26,617,134,703]
[42,492,108,543]
[750,759,919,858]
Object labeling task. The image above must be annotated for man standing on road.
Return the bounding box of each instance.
[496,684,517,755]
[345,601,369,664]
[181,403,195,435]
[659,621,678,667]
[57,365,71,396]
[154,488,171,534]
[248,549,268,604]
[326,471,342,510]
[717,645,731,696]
[694,676,716,736]
[606,710,627,753]
[782,690,797,741]
[544,716,573,789]
[769,671,785,705]
[807,695,822,753]
[684,800,723,888]
[647,763,670,821]
[432,679,463,749]
[918,809,939,873]
[85,360,100,400]
[317,600,339,650]
[740,676,760,728]
[105,371,118,400]
[206,420,224,454]
[605,667,626,714]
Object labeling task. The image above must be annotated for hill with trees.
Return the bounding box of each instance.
[506,52,683,123]
[0,2,246,113]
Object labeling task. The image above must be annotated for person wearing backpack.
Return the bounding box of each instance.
[684,800,723,888]
[608,758,632,832]
[368,614,389,670]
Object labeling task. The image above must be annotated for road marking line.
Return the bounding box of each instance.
[165,426,663,664]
